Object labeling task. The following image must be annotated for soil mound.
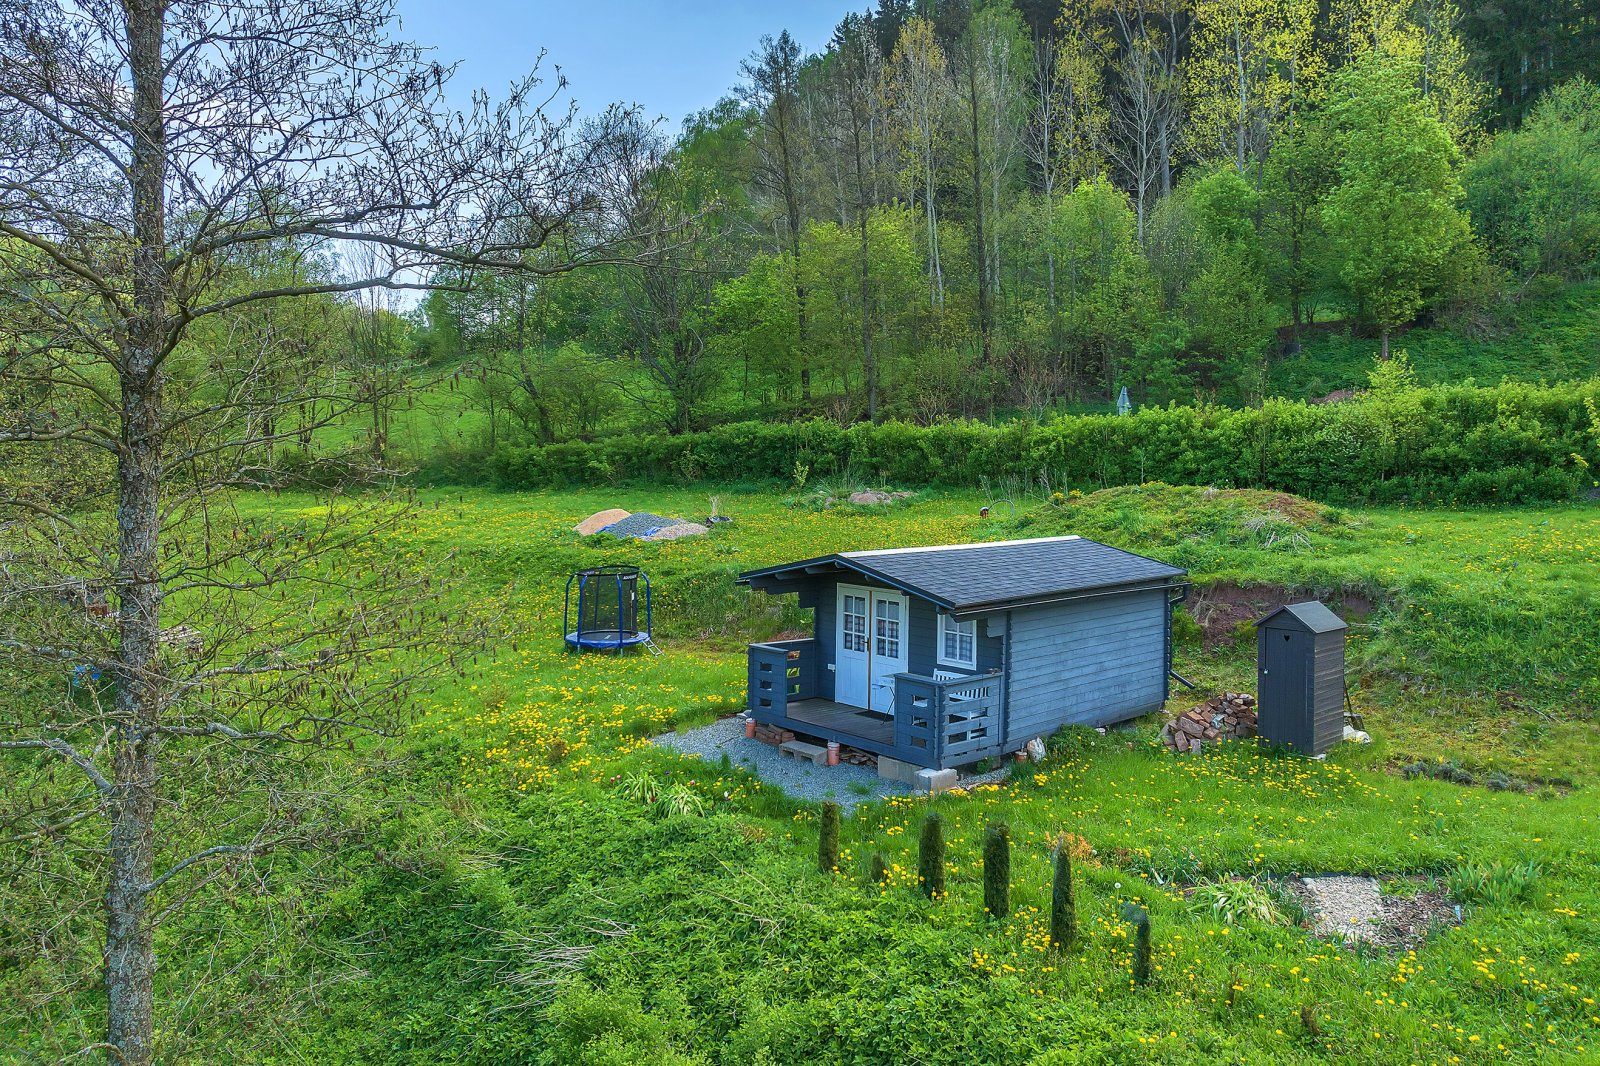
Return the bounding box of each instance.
[575,508,631,535]
[1188,582,1374,646]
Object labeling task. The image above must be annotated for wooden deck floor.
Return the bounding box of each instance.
[785,699,895,746]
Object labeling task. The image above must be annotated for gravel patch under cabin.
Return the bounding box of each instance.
[653,717,915,812]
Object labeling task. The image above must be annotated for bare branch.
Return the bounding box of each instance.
[0,738,112,795]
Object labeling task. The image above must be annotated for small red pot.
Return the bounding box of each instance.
[744,717,757,738]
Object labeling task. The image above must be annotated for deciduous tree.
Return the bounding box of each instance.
[1317,55,1473,357]
[0,2,639,1061]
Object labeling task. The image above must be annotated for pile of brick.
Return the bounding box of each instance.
[752,723,796,747]
[1161,692,1258,753]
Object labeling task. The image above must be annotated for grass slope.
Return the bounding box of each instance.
[8,486,1597,1063]
[249,486,1600,1065]
[1270,281,1600,400]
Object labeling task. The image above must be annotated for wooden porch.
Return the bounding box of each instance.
[747,638,1008,770]
[786,698,895,746]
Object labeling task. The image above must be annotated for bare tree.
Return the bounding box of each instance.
[826,13,886,419]
[742,31,815,399]
[598,117,722,435]
[973,7,1028,318]
[886,16,949,309]
[0,2,640,1062]
[1111,36,1171,241]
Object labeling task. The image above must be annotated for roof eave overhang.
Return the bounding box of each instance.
[739,556,953,609]
[948,575,1191,619]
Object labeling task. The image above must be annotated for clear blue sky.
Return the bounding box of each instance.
[394,1,860,131]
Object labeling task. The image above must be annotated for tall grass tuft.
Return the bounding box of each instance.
[869,852,888,884]
[1188,877,1291,926]
[1448,860,1540,906]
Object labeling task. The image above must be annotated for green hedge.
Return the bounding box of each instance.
[483,380,1600,504]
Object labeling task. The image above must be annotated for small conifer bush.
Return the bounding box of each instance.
[818,801,840,874]
[1050,846,1077,950]
[1127,904,1153,986]
[918,812,945,899]
[983,822,1011,918]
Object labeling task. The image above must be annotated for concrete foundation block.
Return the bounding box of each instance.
[877,755,918,783]
[914,767,958,795]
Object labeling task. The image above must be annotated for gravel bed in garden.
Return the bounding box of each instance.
[1289,874,1461,951]
[1299,875,1386,942]
[652,717,915,812]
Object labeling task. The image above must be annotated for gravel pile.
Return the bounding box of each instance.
[652,717,914,812]
[599,512,677,538]
[645,521,709,541]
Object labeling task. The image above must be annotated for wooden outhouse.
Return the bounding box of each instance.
[1255,601,1348,756]
[739,536,1189,770]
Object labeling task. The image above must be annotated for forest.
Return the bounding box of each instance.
[373,0,1600,448]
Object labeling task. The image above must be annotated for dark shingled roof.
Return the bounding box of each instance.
[739,535,1186,614]
[1258,601,1348,634]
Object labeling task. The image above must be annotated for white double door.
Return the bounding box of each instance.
[835,584,908,713]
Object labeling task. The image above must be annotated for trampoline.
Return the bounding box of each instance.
[563,564,654,652]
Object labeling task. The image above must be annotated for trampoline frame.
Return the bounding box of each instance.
[563,564,653,652]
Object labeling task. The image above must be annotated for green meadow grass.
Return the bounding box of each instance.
[8,485,1594,1063]
[212,485,1598,1064]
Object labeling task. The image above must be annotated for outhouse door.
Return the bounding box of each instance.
[1259,627,1311,748]
[836,584,908,713]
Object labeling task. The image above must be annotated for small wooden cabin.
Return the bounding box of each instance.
[739,536,1188,770]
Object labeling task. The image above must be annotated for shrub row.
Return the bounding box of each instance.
[482,380,1600,504]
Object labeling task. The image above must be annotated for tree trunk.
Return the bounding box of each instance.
[1380,329,1391,360]
[1234,25,1249,175]
[109,4,168,1063]
[775,89,810,401]
[966,48,992,365]
[851,106,877,422]
[923,154,943,309]
[860,204,876,422]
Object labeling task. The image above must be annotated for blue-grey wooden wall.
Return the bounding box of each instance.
[1002,589,1168,746]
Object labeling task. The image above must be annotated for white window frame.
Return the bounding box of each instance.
[937,613,977,670]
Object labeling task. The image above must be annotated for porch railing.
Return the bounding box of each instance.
[893,670,1006,768]
[747,638,816,718]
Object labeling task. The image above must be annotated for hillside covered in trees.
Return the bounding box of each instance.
[396,0,1600,445]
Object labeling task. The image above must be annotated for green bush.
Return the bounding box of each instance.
[477,380,1600,504]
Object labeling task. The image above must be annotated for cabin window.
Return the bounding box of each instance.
[874,597,901,658]
[939,614,977,669]
[841,594,867,653]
